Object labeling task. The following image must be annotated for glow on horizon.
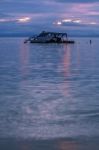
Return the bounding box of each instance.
[55,18,82,26]
[73,19,81,23]
[17,17,31,23]
[62,19,72,22]
[0,17,31,23]
[54,18,98,26]
[90,22,97,25]
[53,21,62,25]
[0,19,6,22]
[56,21,62,25]
[0,18,13,22]
[62,19,82,23]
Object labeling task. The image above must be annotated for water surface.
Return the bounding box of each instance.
[0,37,99,149]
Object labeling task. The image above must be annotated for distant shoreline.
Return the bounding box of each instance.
[0,33,99,38]
[0,35,99,38]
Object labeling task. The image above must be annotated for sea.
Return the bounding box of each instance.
[0,37,99,150]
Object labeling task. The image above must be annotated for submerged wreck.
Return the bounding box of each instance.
[24,31,75,44]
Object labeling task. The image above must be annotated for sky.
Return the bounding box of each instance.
[0,0,99,36]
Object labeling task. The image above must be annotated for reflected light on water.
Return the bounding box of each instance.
[58,45,71,97]
[16,140,79,150]
[19,142,30,150]
[62,45,71,77]
[20,41,30,78]
[58,140,78,150]
[0,37,99,146]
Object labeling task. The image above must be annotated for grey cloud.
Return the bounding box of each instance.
[61,22,87,27]
[54,0,99,3]
[0,12,10,18]
[0,1,58,14]
[59,21,99,29]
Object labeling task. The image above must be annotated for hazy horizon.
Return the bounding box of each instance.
[0,30,99,37]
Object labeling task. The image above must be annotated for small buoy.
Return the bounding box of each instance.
[90,40,92,44]
[24,39,28,43]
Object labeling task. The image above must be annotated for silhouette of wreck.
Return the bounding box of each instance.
[24,31,75,44]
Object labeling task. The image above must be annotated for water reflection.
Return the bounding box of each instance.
[17,139,79,150]
[58,140,78,150]
[62,45,71,77]
[5,39,99,139]
[19,141,31,150]
[19,41,30,96]
[20,41,30,78]
[58,44,71,97]
[74,43,80,76]
[17,43,78,138]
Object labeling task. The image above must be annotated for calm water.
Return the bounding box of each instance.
[0,37,99,149]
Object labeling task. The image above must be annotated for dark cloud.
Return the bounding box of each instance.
[62,22,86,27]
[0,12,10,18]
[0,1,60,14]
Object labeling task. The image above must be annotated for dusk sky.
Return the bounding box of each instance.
[0,0,99,36]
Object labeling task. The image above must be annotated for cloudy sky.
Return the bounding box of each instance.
[0,0,99,36]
